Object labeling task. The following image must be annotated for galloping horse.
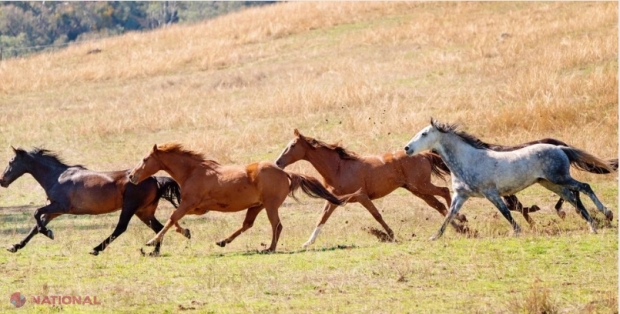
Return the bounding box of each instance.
[274,129,461,248]
[485,138,618,225]
[0,147,188,256]
[128,143,351,252]
[404,119,615,240]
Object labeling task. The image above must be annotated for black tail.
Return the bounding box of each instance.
[154,176,181,208]
[560,147,616,174]
[426,151,451,180]
[286,172,346,206]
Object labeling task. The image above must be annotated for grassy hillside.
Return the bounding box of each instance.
[0,2,617,313]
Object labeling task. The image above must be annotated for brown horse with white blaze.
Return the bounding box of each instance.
[274,129,465,248]
[128,143,351,252]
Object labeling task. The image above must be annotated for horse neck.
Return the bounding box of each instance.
[157,153,207,186]
[25,158,68,191]
[435,134,483,179]
[304,147,343,184]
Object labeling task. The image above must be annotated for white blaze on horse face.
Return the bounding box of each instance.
[405,125,436,156]
[276,139,300,168]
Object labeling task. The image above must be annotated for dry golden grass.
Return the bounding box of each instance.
[0,2,617,313]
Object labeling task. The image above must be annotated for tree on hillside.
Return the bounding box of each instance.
[0,1,274,60]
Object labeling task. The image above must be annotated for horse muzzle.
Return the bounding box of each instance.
[0,178,8,188]
[128,174,138,185]
[404,146,414,156]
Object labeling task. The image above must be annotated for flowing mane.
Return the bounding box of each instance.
[156,143,220,167]
[21,147,86,169]
[431,120,489,150]
[300,135,359,160]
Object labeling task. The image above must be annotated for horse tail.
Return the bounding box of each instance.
[560,147,616,174]
[425,152,451,180]
[285,172,347,206]
[154,176,182,208]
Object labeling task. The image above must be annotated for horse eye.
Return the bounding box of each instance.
[142,158,147,163]
[422,132,427,137]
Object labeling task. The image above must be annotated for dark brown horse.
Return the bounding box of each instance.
[274,129,464,248]
[483,138,617,225]
[0,147,188,256]
[128,143,352,252]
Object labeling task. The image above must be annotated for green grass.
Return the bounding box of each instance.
[0,183,616,313]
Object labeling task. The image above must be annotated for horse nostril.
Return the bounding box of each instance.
[404,146,409,151]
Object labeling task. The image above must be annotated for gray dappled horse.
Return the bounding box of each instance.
[404,119,614,240]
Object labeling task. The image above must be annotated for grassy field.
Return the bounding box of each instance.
[0,2,617,313]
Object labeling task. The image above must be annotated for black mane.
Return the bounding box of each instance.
[21,147,86,169]
[431,120,490,150]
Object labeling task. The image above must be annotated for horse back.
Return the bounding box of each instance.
[56,168,127,214]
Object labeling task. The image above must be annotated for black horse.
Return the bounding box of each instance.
[0,147,190,256]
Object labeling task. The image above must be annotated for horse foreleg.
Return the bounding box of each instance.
[146,203,192,246]
[485,192,521,236]
[217,205,264,248]
[407,188,469,233]
[503,195,536,227]
[431,192,469,241]
[303,201,339,248]
[174,222,191,240]
[33,203,64,240]
[7,213,60,253]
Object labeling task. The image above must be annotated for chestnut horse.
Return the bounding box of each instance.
[274,129,463,248]
[0,147,188,256]
[128,143,351,252]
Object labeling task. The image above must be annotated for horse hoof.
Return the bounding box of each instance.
[302,242,312,248]
[89,250,99,256]
[458,214,468,223]
[7,245,18,253]
[216,241,226,248]
[45,229,54,240]
[558,211,567,220]
[605,211,613,221]
[429,235,439,241]
[145,239,157,246]
[184,229,192,240]
[529,205,541,213]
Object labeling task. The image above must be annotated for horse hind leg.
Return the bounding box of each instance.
[303,201,339,248]
[551,177,612,221]
[264,205,284,252]
[216,205,264,248]
[538,180,597,233]
[90,204,137,256]
[357,195,395,241]
[502,195,538,227]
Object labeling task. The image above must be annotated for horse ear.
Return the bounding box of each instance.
[11,145,16,153]
[152,144,158,152]
[430,117,437,128]
[293,129,300,137]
